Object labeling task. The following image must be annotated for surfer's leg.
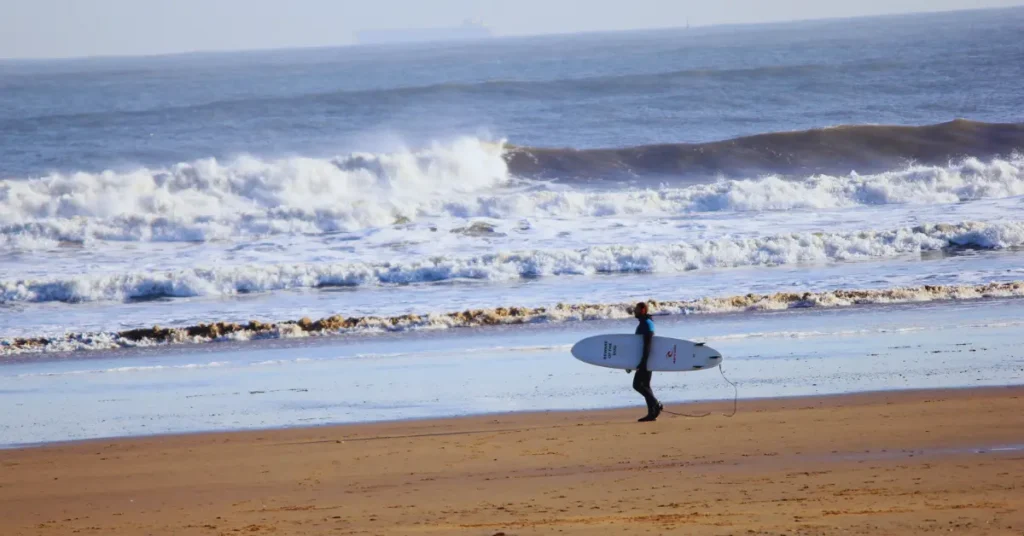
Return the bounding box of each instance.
[646,372,663,419]
[633,369,658,416]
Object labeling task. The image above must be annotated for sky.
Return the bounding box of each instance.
[2,0,1023,59]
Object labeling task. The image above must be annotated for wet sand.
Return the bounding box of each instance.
[1,387,1022,535]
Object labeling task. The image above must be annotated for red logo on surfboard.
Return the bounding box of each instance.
[666,345,677,364]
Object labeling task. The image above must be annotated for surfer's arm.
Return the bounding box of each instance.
[639,318,654,370]
[639,332,653,370]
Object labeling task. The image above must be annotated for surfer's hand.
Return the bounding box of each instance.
[625,369,632,374]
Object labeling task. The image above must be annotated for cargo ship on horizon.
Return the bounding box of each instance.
[355,19,493,45]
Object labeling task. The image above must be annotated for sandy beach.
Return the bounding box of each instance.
[2,387,1022,535]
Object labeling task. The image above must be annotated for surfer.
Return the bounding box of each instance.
[630,302,663,422]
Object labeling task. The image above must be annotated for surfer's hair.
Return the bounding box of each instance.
[635,302,648,313]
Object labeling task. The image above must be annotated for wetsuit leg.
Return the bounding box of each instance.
[632,368,658,415]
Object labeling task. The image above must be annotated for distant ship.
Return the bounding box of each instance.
[356,19,493,45]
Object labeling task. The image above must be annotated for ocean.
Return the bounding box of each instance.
[4,7,1024,350]
[1,7,1024,444]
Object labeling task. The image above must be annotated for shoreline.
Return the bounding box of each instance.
[4,283,1024,360]
[2,386,1021,535]
[4,384,1020,451]
[4,296,1024,447]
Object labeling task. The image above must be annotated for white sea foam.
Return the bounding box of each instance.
[2,143,1023,248]
[464,154,1024,217]
[3,281,1023,357]
[2,220,1022,304]
[0,138,512,245]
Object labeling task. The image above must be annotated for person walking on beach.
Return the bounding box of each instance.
[630,302,662,422]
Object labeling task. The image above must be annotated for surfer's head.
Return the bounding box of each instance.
[633,302,648,319]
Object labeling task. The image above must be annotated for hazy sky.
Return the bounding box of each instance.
[3,0,1022,59]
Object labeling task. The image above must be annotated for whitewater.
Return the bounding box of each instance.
[3,7,1024,357]
[3,140,1024,247]
[3,138,1024,347]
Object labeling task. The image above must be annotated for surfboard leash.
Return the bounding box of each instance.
[662,365,738,419]
[717,364,739,417]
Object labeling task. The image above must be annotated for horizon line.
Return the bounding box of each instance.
[1,4,1020,63]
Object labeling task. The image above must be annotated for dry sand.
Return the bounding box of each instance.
[2,387,1022,535]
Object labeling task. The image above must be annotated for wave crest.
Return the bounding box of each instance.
[507,120,1024,178]
[470,155,1024,216]
[3,145,1024,249]
[0,137,510,245]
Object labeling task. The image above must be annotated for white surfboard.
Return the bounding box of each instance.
[571,334,722,372]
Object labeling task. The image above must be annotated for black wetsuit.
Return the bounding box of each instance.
[632,315,660,416]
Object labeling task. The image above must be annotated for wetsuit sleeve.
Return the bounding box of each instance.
[639,319,654,370]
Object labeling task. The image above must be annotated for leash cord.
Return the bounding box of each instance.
[662,365,738,418]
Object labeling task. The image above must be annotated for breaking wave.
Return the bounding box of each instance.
[507,120,1024,178]
[3,221,1023,304]
[486,155,1024,214]
[4,281,1023,356]
[0,137,512,245]
[2,134,1024,248]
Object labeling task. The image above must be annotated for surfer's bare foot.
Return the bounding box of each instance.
[638,414,657,422]
[655,403,663,418]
